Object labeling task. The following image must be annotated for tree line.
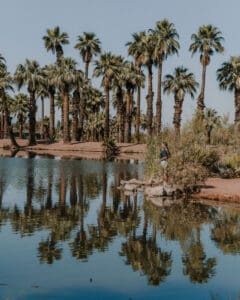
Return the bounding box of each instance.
[0,20,239,146]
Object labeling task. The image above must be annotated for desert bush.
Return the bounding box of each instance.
[103,137,119,158]
[144,129,220,187]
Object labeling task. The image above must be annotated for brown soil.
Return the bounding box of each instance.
[193,178,240,202]
[0,139,146,160]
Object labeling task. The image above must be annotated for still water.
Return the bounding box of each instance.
[0,156,240,300]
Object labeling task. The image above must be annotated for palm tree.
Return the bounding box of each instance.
[75,32,101,80]
[140,32,155,137]
[126,31,146,143]
[43,64,57,140]
[189,25,224,118]
[43,26,69,64]
[123,61,143,143]
[0,69,19,147]
[13,93,28,139]
[204,108,221,144]
[163,66,198,138]
[71,70,84,141]
[217,56,240,130]
[94,52,121,139]
[14,59,44,145]
[53,57,81,143]
[150,19,180,134]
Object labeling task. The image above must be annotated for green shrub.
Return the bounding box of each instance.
[103,138,119,158]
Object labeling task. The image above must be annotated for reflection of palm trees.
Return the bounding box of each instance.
[38,233,62,264]
[120,210,172,286]
[211,210,240,254]
[182,228,216,283]
[69,174,93,260]
[145,200,217,283]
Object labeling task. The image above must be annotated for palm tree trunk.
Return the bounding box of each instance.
[116,87,123,143]
[173,96,183,138]
[56,46,63,65]
[197,62,207,119]
[120,98,125,143]
[124,89,131,143]
[28,89,37,146]
[1,93,19,148]
[206,127,212,144]
[234,88,240,130]
[41,96,44,139]
[3,111,8,139]
[146,64,153,137]
[49,87,55,141]
[104,84,110,139]
[128,90,134,142]
[62,86,70,143]
[156,59,163,135]
[135,85,141,143]
[72,90,80,141]
[79,92,85,142]
[19,114,23,139]
[85,62,89,80]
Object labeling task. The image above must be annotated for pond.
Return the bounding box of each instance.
[0,156,240,300]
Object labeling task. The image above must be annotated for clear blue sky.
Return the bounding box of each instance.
[1,0,239,124]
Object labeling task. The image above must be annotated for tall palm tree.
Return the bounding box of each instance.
[140,32,155,137]
[14,59,44,145]
[217,56,240,130]
[126,33,147,143]
[150,19,180,134]
[53,57,81,143]
[94,52,121,139]
[13,93,28,139]
[43,26,69,64]
[0,68,19,147]
[123,61,144,142]
[204,108,221,144]
[43,64,57,140]
[71,70,84,141]
[163,66,198,138]
[75,32,101,80]
[189,25,224,118]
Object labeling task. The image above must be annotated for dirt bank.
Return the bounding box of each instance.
[193,178,240,202]
[0,139,146,160]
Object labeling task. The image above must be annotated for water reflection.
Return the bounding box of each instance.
[0,157,240,298]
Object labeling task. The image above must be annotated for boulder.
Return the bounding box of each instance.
[124,183,138,191]
[144,185,166,197]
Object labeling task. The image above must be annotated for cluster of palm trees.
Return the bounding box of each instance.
[1,20,240,146]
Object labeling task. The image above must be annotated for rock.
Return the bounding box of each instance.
[124,183,138,191]
[164,186,175,197]
[145,185,166,197]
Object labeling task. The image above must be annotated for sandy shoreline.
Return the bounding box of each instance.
[1,139,239,204]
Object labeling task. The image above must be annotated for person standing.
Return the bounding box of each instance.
[160,142,170,182]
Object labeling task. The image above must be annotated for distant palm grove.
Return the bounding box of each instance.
[0,20,239,146]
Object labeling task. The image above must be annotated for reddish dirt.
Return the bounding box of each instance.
[193,178,240,202]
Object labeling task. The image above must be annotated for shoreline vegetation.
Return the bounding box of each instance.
[0,21,240,205]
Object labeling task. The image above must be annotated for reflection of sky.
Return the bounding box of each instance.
[0,157,240,299]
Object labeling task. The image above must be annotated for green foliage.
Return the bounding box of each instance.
[102,137,119,158]
[224,154,240,169]
[144,127,221,186]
